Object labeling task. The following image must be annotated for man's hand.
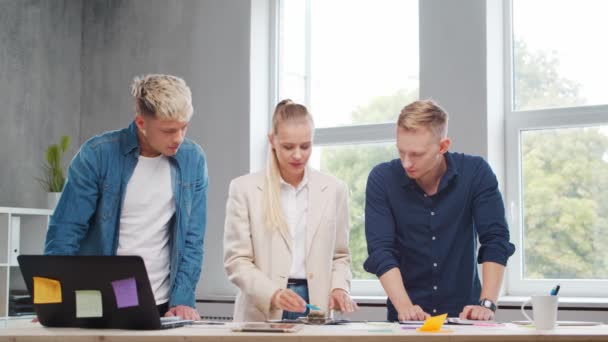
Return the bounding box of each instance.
[164,305,200,321]
[459,305,494,321]
[271,289,307,313]
[397,305,430,321]
[328,289,358,313]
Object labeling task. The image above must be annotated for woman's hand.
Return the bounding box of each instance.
[328,288,358,313]
[271,288,307,313]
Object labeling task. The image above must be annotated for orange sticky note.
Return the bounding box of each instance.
[417,313,448,332]
[33,276,62,304]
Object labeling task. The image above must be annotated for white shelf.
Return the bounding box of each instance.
[0,208,51,319]
[0,207,53,216]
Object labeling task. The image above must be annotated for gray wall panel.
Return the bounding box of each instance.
[0,0,82,208]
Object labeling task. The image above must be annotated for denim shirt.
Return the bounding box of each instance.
[44,121,208,308]
[364,152,515,319]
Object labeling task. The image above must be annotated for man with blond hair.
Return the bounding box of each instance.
[364,99,514,322]
[45,74,207,320]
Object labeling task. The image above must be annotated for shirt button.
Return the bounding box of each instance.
[433,309,437,313]
[433,285,438,290]
[423,194,428,197]
[433,263,437,267]
[432,236,436,240]
[430,211,435,216]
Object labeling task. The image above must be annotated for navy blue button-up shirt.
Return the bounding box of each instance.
[364,152,515,320]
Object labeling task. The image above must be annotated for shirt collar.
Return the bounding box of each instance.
[398,152,459,190]
[279,167,309,192]
[122,120,182,164]
[121,121,140,156]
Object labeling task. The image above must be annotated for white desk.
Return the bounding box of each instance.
[1,319,608,341]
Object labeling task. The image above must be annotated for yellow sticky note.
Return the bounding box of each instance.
[76,290,103,318]
[417,313,447,332]
[33,276,62,304]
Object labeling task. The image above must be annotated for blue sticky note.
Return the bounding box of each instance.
[111,277,139,309]
[75,290,103,318]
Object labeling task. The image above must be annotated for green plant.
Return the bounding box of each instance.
[39,135,70,192]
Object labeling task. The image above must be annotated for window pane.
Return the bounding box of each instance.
[512,0,608,110]
[311,142,396,280]
[278,0,419,127]
[521,126,608,279]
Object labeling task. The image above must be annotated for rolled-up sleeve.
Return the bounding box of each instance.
[363,166,400,277]
[472,159,516,265]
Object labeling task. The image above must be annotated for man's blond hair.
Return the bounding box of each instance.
[397,99,448,138]
[130,74,193,121]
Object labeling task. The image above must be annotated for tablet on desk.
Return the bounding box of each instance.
[447,317,498,325]
[231,322,303,333]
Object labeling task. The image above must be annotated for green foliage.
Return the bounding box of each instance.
[515,40,608,278]
[522,128,608,279]
[514,40,585,110]
[39,135,71,192]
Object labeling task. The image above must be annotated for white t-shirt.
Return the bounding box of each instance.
[280,171,309,279]
[118,155,174,305]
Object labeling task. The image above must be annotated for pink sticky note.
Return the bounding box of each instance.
[111,277,139,309]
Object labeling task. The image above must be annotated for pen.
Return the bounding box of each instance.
[306,303,321,311]
[550,284,560,296]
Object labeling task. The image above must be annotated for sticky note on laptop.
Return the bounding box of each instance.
[76,290,103,318]
[33,276,62,304]
[111,277,139,308]
[417,313,448,332]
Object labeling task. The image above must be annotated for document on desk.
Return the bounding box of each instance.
[398,320,425,325]
[400,318,498,325]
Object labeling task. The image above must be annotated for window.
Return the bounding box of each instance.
[512,0,608,111]
[276,0,419,286]
[506,0,608,296]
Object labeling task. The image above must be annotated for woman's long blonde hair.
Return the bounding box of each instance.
[263,99,314,232]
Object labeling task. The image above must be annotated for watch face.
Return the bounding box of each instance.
[480,299,496,312]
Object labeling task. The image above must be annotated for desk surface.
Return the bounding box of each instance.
[1,319,608,341]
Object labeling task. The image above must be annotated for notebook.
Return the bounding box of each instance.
[17,255,193,330]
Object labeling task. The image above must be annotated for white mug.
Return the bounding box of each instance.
[520,295,558,330]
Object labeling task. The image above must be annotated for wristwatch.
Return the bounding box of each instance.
[479,298,497,312]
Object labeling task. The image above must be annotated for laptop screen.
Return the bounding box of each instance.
[18,255,165,330]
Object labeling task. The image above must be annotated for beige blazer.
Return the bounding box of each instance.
[223,168,352,322]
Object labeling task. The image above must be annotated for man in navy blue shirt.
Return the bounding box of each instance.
[364,100,515,321]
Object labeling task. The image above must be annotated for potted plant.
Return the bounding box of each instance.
[38,135,70,210]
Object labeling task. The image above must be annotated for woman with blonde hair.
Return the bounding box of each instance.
[224,99,357,321]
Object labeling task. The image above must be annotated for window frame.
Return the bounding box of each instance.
[504,0,608,297]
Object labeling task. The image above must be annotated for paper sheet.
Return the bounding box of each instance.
[418,313,449,332]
